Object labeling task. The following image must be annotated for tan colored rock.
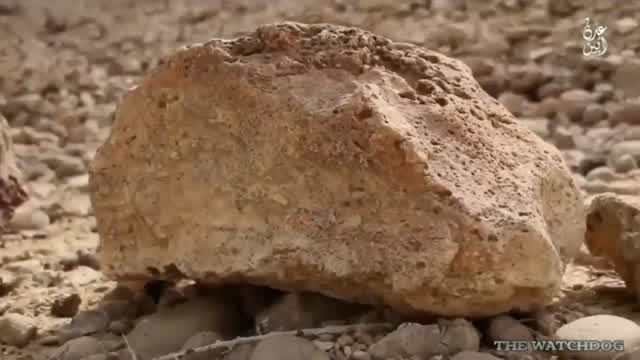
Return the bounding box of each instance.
[90,22,585,317]
[583,170,640,196]
[585,193,640,297]
[0,113,28,229]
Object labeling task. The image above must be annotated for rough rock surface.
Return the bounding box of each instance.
[585,193,640,297]
[0,114,28,229]
[89,22,585,317]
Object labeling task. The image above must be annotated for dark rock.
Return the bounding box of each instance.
[51,293,82,318]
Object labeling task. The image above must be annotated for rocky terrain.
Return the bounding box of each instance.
[1,0,640,360]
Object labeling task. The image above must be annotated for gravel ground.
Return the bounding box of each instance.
[1,1,640,359]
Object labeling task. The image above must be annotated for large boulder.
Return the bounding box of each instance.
[89,22,585,317]
[0,113,27,230]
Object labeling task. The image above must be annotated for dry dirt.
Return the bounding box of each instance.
[1,0,639,359]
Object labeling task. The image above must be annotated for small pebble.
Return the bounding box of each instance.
[354,331,374,345]
[40,334,63,346]
[351,350,371,360]
[317,334,335,342]
[108,319,133,335]
[353,343,367,351]
[39,153,86,178]
[51,293,82,318]
[553,127,576,149]
[582,104,609,125]
[0,270,20,296]
[612,154,638,173]
[77,249,101,270]
[337,334,354,346]
[313,341,334,351]
[586,166,616,182]
[9,202,50,231]
[343,345,353,357]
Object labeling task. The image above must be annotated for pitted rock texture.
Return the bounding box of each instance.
[89,22,585,317]
[585,193,640,297]
[0,113,27,229]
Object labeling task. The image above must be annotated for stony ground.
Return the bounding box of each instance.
[1,0,640,359]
